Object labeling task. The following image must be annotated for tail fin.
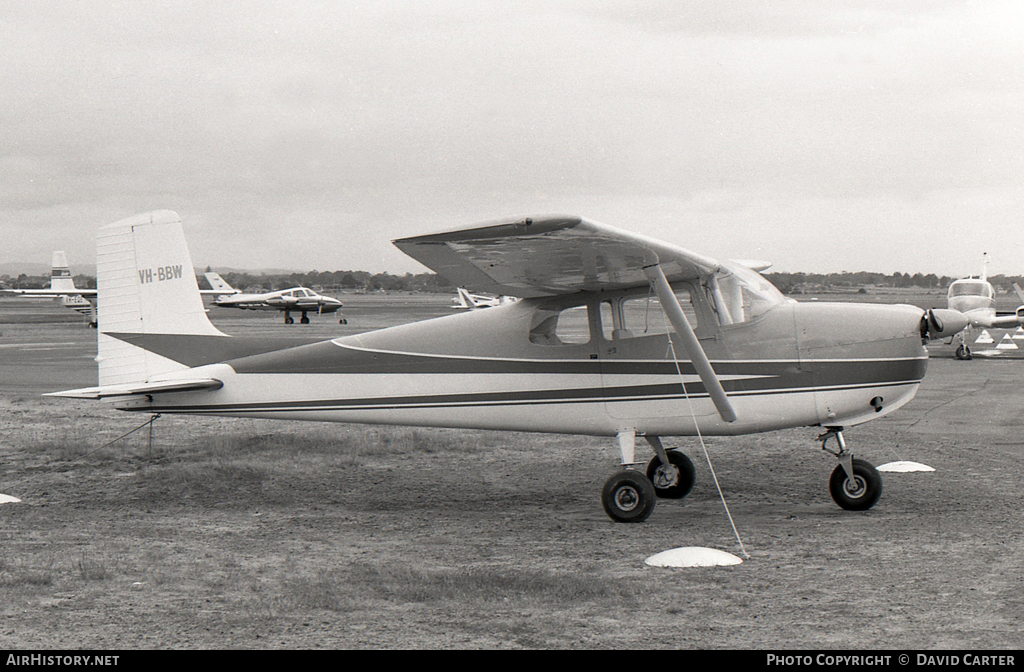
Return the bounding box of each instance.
[204,272,237,294]
[48,251,77,293]
[97,210,226,385]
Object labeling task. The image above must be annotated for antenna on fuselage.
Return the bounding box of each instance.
[982,252,989,282]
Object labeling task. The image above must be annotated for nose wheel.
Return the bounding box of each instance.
[954,331,972,360]
[818,428,882,511]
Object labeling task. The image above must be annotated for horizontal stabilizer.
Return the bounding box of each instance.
[44,378,223,400]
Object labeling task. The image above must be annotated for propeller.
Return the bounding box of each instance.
[921,308,969,341]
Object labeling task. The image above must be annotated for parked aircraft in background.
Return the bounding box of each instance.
[201,272,240,296]
[451,286,516,309]
[49,211,966,522]
[206,274,345,324]
[1,251,97,325]
[946,254,1024,359]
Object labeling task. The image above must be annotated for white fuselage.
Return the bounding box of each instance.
[115,293,930,439]
[214,287,342,314]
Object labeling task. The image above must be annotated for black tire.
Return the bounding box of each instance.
[284,316,294,325]
[340,318,348,325]
[646,450,696,499]
[955,344,972,360]
[829,459,883,511]
[300,315,310,324]
[601,470,656,523]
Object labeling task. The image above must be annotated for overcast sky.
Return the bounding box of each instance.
[2,1,1022,277]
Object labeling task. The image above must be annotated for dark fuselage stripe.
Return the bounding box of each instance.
[142,378,920,414]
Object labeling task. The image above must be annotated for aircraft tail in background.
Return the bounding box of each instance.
[48,251,78,293]
[203,272,240,295]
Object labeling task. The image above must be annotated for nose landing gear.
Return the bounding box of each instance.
[818,428,882,511]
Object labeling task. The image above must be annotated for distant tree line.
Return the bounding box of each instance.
[763,271,1024,295]
[205,269,455,294]
[4,269,1024,296]
[0,274,97,290]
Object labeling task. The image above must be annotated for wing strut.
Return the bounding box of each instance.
[643,264,737,423]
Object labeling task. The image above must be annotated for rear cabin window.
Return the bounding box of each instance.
[600,290,699,341]
[529,304,591,345]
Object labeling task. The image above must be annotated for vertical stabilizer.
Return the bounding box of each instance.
[48,251,76,293]
[204,272,237,293]
[97,210,226,385]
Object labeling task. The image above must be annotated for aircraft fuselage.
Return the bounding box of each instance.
[114,287,929,438]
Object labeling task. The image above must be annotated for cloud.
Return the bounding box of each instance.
[1,1,1021,277]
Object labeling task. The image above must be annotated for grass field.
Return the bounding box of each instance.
[0,292,1022,649]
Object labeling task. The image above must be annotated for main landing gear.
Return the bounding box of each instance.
[818,428,882,511]
[601,433,697,523]
[601,429,883,522]
[283,311,310,325]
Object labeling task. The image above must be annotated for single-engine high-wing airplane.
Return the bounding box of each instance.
[209,278,345,324]
[48,211,967,522]
[946,254,1024,360]
[2,251,98,326]
[451,286,517,309]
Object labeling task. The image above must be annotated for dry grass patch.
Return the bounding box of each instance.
[349,561,649,607]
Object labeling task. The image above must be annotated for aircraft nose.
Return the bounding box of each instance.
[923,308,969,340]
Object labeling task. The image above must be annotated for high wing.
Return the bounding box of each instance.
[395,214,737,422]
[393,215,721,298]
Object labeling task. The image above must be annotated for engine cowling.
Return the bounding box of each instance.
[920,308,969,341]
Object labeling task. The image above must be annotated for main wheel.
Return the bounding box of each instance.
[601,470,656,523]
[646,450,696,499]
[829,459,882,511]
[300,314,310,324]
[955,343,972,360]
[284,316,294,324]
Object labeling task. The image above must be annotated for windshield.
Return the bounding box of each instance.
[706,262,786,325]
[948,281,992,299]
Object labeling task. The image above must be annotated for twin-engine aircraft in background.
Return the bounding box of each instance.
[945,255,1024,359]
[49,211,966,523]
[204,274,345,324]
[1,251,98,326]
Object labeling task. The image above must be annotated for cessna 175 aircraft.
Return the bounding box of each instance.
[208,276,345,324]
[49,211,966,522]
[946,255,1024,359]
[2,251,98,325]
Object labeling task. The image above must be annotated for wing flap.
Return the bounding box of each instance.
[394,215,721,297]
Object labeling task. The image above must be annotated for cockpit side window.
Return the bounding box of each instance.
[600,287,698,341]
[529,303,591,345]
